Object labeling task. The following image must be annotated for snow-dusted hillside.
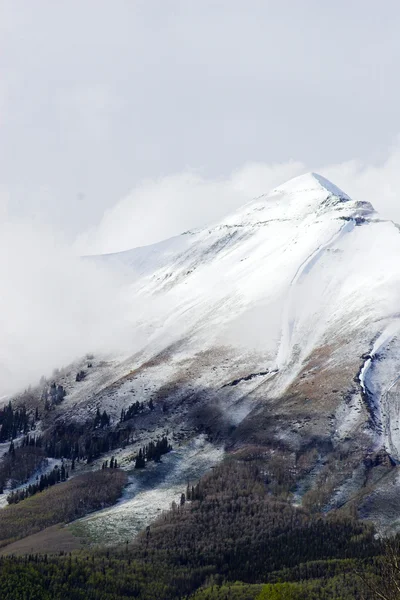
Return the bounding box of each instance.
[92,173,400,464]
[7,172,400,538]
[105,171,378,379]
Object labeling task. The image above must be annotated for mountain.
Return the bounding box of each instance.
[3,172,400,545]
[98,170,398,434]
[80,171,400,530]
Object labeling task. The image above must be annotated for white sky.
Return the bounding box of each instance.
[2,0,400,250]
[3,0,400,391]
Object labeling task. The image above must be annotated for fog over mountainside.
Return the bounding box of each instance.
[3,154,400,396]
[96,171,400,461]
[76,143,400,255]
[0,218,131,395]
[3,172,400,539]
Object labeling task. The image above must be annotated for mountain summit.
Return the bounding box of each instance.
[220,172,373,228]
[42,174,400,533]
[273,171,351,200]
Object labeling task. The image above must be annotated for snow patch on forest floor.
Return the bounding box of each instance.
[0,457,60,509]
[69,435,223,546]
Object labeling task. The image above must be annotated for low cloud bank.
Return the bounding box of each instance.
[0,209,131,395]
[76,140,400,255]
[4,141,400,395]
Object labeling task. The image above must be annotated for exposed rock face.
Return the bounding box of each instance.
[365,449,396,470]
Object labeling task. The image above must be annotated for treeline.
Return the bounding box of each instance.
[134,436,172,468]
[2,394,157,468]
[0,469,127,546]
[0,553,384,600]
[94,407,110,429]
[120,400,145,422]
[101,456,119,469]
[7,464,69,505]
[75,370,86,382]
[42,399,158,464]
[120,398,162,422]
[134,460,378,583]
[0,379,69,443]
[42,416,131,464]
[0,396,160,495]
[0,401,117,492]
[0,452,394,599]
[43,382,66,408]
[0,379,69,442]
[0,446,45,492]
[0,402,36,442]
[20,434,42,448]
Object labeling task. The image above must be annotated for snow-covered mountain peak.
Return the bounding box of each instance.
[41,173,400,535]
[272,172,351,202]
[221,172,373,228]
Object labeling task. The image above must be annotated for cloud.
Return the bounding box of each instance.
[4,141,400,395]
[74,161,305,254]
[0,205,131,395]
[56,84,122,143]
[75,141,400,255]
[320,141,400,222]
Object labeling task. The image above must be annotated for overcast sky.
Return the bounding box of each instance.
[2,0,400,250]
[4,0,400,391]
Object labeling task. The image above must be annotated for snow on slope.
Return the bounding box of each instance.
[3,171,400,544]
[73,435,223,546]
[101,173,373,364]
[84,172,400,469]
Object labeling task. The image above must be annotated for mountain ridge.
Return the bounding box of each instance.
[97,172,372,260]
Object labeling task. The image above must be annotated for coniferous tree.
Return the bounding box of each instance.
[135,449,145,469]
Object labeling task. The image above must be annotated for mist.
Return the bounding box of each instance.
[76,141,400,255]
[4,141,400,396]
[0,205,131,396]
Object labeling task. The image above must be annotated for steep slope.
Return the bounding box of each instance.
[5,172,400,539]
[90,172,400,528]
[101,172,372,378]
[97,172,399,437]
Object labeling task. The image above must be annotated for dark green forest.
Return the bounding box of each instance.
[0,456,396,600]
[0,386,396,599]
